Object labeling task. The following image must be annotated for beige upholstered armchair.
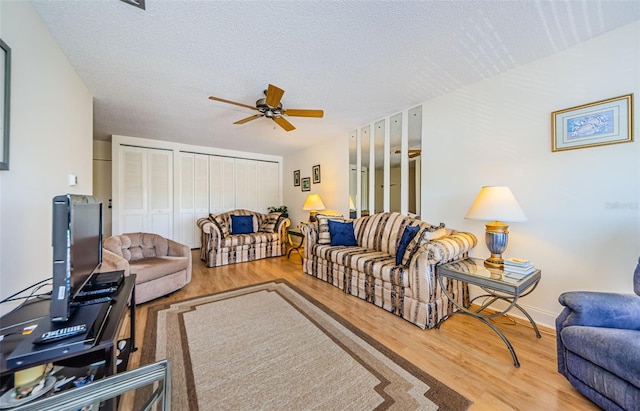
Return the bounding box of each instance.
[101,233,192,304]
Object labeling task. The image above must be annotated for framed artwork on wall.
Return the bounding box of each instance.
[312,164,321,184]
[551,94,633,152]
[1,38,10,170]
[301,177,310,192]
[293,170,300,186]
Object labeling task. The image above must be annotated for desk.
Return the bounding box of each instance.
[436,258,541,367]
[1,274,136,378]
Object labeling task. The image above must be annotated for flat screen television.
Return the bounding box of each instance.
[50,194,103,322]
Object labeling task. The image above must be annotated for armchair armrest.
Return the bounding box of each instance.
[100,248,130,276]
[558,291,640,330]
[167,238,192,283]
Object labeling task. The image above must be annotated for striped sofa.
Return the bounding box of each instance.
[300,212,477,329]
[197,209,291,267]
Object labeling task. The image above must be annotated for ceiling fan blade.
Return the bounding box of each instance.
[409,152,421,158]
[209,96,257,111]
[233,114,263,125]
[283,109,324,118]
[265,84,285,108]
[273,116,296,132]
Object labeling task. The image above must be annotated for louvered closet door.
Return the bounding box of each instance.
[179,153,196,248]
[118,145,173,237]
[194,154,210,246]
[147,149,173,238]
[119,146,147,233]
[255,161,279,213]
[209,156,235,213]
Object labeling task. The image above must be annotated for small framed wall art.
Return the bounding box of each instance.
[293,170,300,186]
[551,94,633,152]
[312,164,321,184]
[301,177,310,192]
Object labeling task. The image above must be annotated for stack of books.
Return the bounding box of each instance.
[502,258,536,281]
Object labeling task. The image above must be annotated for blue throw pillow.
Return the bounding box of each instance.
[231,215,254,234]
[396,225,420,266]
[328,220,358,246]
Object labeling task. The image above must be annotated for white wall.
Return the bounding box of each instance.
[422,22,640,327]
[283,136,349,226]
[0,2,93,314]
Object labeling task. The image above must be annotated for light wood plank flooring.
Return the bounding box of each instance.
[121,250,596,410]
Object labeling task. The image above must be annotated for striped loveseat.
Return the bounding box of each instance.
[197,209,291,267]
[300,212,477,329]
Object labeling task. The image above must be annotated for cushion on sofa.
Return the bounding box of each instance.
[328,220,358,246]
[231,215,254,234]
[396,225,420,265]
[401,223,447,266]
[212,214,230,237]
[317,215,346,244]
[258,212,281,233]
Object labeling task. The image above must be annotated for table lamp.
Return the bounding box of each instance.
[465,186,527,268]
[303,194,326,222]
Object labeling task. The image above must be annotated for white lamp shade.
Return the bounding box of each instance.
[303,194,326,211]
[465,186,527,222]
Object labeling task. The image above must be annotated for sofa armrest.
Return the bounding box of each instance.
[425,232,478,265]
[100,248,130,276]
[300,222,318,261]
[166,238,192,283]
[275,217,291,237]
[407,232,477,303]
[197,217,221,236]
[558,291,640,330]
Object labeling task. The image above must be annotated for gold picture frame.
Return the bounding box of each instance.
[551,94,633,152]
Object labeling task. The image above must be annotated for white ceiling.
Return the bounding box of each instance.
[31,0,640,157]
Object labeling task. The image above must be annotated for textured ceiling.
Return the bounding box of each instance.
[31,0,640,156]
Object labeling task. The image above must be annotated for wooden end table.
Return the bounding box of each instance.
[436,258,541,367]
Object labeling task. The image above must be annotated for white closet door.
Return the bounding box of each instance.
[119,146,147,234]
[194,154,210,247]
[178,152,196,248]
[148,149,173,238]
[235,159,247,209]
[266,162,279,212]
[210,156,235,213]
[244,160,258,212]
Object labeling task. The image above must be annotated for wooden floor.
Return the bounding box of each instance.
[121,250,596,411]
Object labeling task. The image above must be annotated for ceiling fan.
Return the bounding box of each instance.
[394,149,421,158]
[208,84,324,132]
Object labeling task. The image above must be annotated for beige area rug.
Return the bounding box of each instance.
[137,280,471,410]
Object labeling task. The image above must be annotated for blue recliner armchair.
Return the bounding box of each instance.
[556,258,640,411]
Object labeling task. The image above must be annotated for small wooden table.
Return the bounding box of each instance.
[436,258,541,367]
[286,227,304,261]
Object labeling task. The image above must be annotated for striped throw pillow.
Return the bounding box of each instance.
[317,214,345,244]
[258,212,281,233]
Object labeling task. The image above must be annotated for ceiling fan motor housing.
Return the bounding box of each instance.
[256,97,282,118]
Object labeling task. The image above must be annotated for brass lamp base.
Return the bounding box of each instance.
[309,210,318,223]
[483,221,509,268]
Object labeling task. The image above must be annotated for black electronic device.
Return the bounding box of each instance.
[75,287,117,299]
[6,302,110,370]
[71,296,112,307]
[33,324,87,344]
[50,194,103,322]
[84,270,124,290]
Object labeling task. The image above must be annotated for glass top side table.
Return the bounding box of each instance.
[436,257,542,367]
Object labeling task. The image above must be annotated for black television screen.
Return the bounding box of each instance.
[50,194,103,322]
